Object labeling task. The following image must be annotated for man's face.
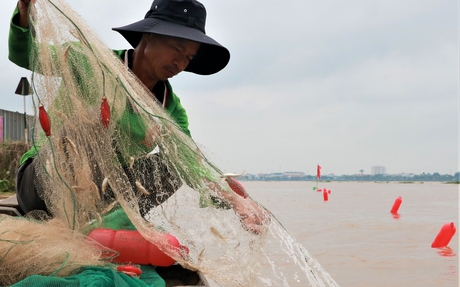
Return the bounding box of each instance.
[139,34,201,82]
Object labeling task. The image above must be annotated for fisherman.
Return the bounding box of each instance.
[9,0,266,232]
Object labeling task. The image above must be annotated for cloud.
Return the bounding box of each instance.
[0,0,457,175]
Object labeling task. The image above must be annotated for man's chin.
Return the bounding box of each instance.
[159,74,173,81]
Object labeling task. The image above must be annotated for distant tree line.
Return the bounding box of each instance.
[239,172,460,182]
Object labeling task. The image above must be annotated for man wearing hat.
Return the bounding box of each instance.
[11,0,230,137]
[9,0,266,233]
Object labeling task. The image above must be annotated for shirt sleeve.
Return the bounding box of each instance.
[165,82,191,137]
[8,5,32,70]
[168,95,191,137]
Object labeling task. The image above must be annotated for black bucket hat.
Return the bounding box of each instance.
[112,0,230,75]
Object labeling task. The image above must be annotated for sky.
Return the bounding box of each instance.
[0,0,458,176]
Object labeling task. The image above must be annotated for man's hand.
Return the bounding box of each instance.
[204,179,270,234]
[230,194,270,234]
[17,0,35,28]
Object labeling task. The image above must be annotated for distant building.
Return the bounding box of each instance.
[371,166,386,175]
[283,172,305,178]
[0,108,34,143]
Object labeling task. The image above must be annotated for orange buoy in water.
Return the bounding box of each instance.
[431,222,456,248]
[323,189,328,201]
[390,196,402,214]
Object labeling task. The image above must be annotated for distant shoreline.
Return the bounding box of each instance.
[239,179,460,184]
[239,173,459,182]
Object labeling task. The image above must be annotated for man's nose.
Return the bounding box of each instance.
[175,55,190,72]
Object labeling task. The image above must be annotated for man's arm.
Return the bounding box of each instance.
[8,1,33,69]
[17,0,31,28]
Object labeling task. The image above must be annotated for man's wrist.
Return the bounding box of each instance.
[16,1,30,28]
[17,0,29,11]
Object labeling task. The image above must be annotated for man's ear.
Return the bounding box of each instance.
[135,34,150,50]
[143,33,155,42]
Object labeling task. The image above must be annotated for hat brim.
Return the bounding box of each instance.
[113,18,230,75]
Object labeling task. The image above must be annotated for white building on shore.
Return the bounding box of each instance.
[371,166,386,175]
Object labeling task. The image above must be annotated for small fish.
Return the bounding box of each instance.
[196,147,203,164]
[69,29,81,41]
[101,177,109,193]
[135,180,151,195]
[71,185,85,192]
[128,157,135,169]
[197,248,206,264]
[210,226,227,243]
[69,29,90,47]
[56,110,69,122]
[89,181,101,201]
[45,159,52,173]
[63,136,78,155]
[63,45,71,63]
[221,170,246,178]
[147,145,160,156]
[94,212,103,227]
[172,142,178,157]
[102,200,118,214]
[82,116,95,125]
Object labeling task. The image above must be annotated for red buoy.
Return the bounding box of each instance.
[390,196,402,214]
[100,97,110,129]
[431,222,456,248]
[323,189,328,201]
[38,105,51,136]
[88,228,188,266]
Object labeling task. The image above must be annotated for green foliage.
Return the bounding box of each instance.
[445,181,460,184]
[0,171,13,193]
[0,140,30,193]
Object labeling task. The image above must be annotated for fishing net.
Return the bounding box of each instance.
[0,1,340,286]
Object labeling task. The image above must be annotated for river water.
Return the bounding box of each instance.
[243,181,458,287]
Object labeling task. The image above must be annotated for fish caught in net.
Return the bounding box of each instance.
[0,0,340,286]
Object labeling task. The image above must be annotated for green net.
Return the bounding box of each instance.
[0,0,340,286]
[10,265,165,287]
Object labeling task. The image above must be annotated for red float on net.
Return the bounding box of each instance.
[100,97,110,129]
[323,189,328,201]
[431,222,456,248]
[225,178,248,198]
[38,105,51,136]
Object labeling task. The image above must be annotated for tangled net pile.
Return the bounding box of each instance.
[0,1,340,286]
